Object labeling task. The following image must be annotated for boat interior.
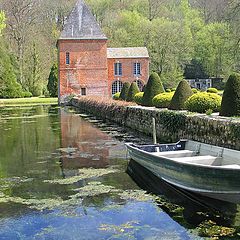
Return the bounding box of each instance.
[133,140,240,168]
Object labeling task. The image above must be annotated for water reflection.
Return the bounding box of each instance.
[0,105,239,239]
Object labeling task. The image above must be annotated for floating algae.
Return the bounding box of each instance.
[118,189,156,202]
[69,182,119,198]
[44,168,119,185]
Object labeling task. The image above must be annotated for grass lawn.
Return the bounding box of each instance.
[0,97,58,107]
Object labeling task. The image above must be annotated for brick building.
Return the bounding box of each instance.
[58,0,149,103]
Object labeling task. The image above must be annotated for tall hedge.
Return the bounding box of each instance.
[220,73,240,117]
[47,63,58,97]
[169,80,193,110]
[126,82,140,102]
[142,73,164,106]
[119,82,131,100]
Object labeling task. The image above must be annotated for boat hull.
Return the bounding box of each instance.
[126,143,240,204]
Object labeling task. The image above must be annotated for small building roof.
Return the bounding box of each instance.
[107,47,149,59]
[59,0,107,40]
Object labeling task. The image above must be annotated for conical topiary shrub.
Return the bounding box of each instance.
[169,80,193,110]
[142,73,165,106]
[126,82,140,102]
[220,73,240,117]
[119,82,131,100]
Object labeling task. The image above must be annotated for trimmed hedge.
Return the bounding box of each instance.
[134,92,144,105]
[220,73,240,117]
[153,92,174,108]
[192,88,198,93]
[207,88,218,93]
[113,92,121,100]
[120,82,130,100]
[142,72,165,106]
[126,82,140,102]
[185,92,222,113]
[169,80,193,110]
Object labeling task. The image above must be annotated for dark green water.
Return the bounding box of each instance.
[0,105,239,240]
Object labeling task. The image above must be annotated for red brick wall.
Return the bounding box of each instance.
[58,39,108,102]
[107,58,149,95]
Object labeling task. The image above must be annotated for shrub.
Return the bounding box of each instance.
[134,92,144,105]
[220,73,240,117]
[207,88,218,93]
[153,92,174,108]
[185,92,222,113]
[23,91,33,98]
[113,92,120,100]
[171,88,176,92]
[166,88,171,93]
[119,82,130,100]
[142,72,165,106]
[126,82,140,102]
[192,88,198,93]
[169,80,193,110]
[47,63,58,97]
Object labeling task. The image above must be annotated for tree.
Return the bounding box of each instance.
[169,80,193,110]
[120,82,131,100]
[220,73,240,117]
[0,11,6,35]
[142,72,164,106]
[47,63,58,97]
[126,82,140,102]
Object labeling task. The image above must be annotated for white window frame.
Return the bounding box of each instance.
[114,62,122,76]
[134,62,141,76]
[112,80,123,95]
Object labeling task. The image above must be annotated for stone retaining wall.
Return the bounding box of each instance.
[71,97,240,150]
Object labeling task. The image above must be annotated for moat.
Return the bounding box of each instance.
[0,105,239,239]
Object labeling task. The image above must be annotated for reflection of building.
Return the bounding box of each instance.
[57,0,149,102]
[60,109,111,169]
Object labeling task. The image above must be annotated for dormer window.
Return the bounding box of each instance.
[134,62,141,75]
[114,62,122,76]
[66,52,70,65]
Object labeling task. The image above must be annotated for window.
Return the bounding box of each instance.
[66,52,70,65]
[135,80,144,91]
[81,88,86,96]
[134,63,141,75]
[112,81,123,95]
[114,62,122,76]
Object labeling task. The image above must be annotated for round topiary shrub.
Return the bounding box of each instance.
[134,92,144,105]
[166,88,171,93]
[119,82,131,100]
[152,92,174,108]
[142,72,165,106]
[185,92,222,113]
[192,88,198,93]
[113,92,120,100]
[126,82,140,102]
[169,80,193,110]
[207,87,218,93]
[220,73,240,117]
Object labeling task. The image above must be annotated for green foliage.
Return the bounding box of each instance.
[220,73,240,117]
[113,92,120,100]
[158,111,187,133]
[142,73,165,106]
[207,88,218,93]
[185,92,222,113]
[192,88,198,93]
[152,92,174,108]
[166,89,171,92]
[22,91,33,98]
[126,82,140,102]
[0,41,24,98]
[47,64,58,97]
[120,82,131,100]
[0,11,6,35]
[169,80,193,110]
[171,88,176,92]
[134,92,144,105]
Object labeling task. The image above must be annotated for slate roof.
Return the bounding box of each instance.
[107,47,149,59]
[59,0,107,40]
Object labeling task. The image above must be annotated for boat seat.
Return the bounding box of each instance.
[150,150,194,158]
[221,164,240,169]
[171,155,218,165]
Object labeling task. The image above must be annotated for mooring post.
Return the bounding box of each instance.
[152,117,157,144]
